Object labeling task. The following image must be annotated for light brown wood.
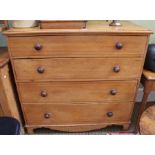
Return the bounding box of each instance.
[18,81,137,103]
[4,21,152,36]
[0,48,24,133]
[143,69,155,80]
[8,35,147,58]
[40,20,87,29]
[136,70,155,132]
[152,83,155,90]
[0,104,3,116]
[0,63,21,119]
[26,127,34,134]
[3,21,151,133]
[26,122,130,133]
[23,102,133,125]
[140,105,155,134]
[13,58,142,82]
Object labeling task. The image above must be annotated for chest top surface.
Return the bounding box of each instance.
[3,21,152,36]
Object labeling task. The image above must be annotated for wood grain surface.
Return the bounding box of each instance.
[4,21,151,133]
[13,58,142,81]
[8,35,147,58]
[23,102,133,125]
[18,81,137,103]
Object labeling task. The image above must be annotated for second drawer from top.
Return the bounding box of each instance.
[13,57,142,81]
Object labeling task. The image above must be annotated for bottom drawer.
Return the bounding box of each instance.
[23,102,133,125]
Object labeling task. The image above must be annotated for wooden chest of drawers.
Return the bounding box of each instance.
[4,21,152,134]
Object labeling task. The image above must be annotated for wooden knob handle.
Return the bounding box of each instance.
[110,89,117,95]
[37,66,45,74]
[34,43,42,51]
[107,112,113,117]
[115,42,123,49]
[41,90,48,97]
[44,113,50,119]
[113,65,120,73]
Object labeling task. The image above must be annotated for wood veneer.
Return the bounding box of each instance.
[4,21,152,134]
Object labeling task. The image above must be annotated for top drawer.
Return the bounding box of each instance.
[8,35,147,58]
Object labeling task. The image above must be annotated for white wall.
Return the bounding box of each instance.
[132,20,155,43]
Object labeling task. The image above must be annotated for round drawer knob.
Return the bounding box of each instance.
[115,42,123,49]
[113,65,120,73]
[41,90,48,97]
[34,43,42,51]
[110,89,117,95]
[37,66,45,74]
[107,112,113,117]
[44,113,50,119]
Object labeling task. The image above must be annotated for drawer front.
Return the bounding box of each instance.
[8,35,147,58]
[23,103,133,125]
[18,81,137,103]
[13,58,142,81]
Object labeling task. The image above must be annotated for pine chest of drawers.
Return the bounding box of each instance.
[4,21,152,134]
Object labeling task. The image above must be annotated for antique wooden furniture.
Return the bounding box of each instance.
[0,47,21,120]
[140,105,155,134]
[4,21,152,134]
[137,69,155,131]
